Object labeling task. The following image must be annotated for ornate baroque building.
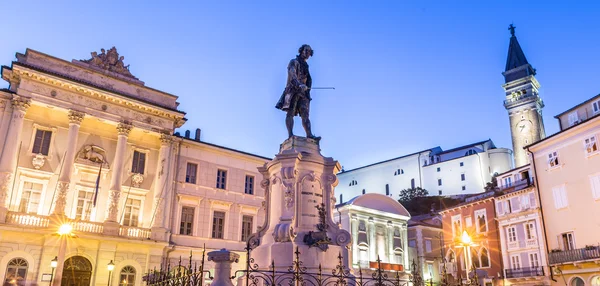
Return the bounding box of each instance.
[0,48,269,285]
[502,25,546,167]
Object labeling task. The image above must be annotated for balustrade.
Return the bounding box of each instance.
[549,246,600,265]
[505,266,544,278]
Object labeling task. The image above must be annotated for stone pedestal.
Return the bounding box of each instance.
[102,221,120,236]
[208,249,239,286]
[150,226,169,241]
[247,136,350,272]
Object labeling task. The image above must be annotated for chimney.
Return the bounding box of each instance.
[184,130,190,138]
[195,128,201,141]
[174,132,181,137]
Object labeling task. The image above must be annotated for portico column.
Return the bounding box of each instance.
[52,110,85,215]
[387,222,394,263]
[151,133,173,229]
[351,214,359,266]
[0,96,31,220]
[106,122,132,222]
[368,217,376,261]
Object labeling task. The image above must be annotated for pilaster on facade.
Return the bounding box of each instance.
[106,121,133,223]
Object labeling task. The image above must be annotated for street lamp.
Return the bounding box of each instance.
[107,260,115,286]
[52,223,73,286]
[457,230,478,286]
[50,257,57,285]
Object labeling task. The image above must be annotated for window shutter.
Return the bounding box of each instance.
[529,193,537,208]
[590,175,600,199]
[496,201,503,215]
[552,186,561,209]
[41,131,52,155]
[560,186,568,208]
[33,130,43,154]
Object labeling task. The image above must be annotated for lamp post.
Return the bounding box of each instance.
[52,223,73,286]
[458,230,477,285]
[107,260,115,286]
[50,257,57,285]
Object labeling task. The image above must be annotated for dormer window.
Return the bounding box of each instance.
[568,112,579,126]
[593,99,600,114]
[466,149,477,156]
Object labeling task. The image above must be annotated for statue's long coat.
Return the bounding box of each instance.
[275,56,312,115]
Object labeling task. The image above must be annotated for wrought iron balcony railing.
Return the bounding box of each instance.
[549,246,600,265]
[505,266,544,278]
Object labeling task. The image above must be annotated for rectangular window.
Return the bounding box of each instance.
[465,216,472,228]
[244,175,254,195]
[593,100,600,114]
[131,151,146,174]
[507,227,517,242]
[462,186,466,191]
[526,222,536,239]
[427,263,434,277]
[503,176,513,187]
[425,240,432,253]
[584,136,598,155]
[185,163,198,184]
[216,169,227,189]
[460,162,464,167]
[560,232,575,250]
[241,215,253,242]
[408,240,416,248]
[496,201,504,216]
[437,167,441,172]
[511,197,521,212]
[438,179,442,186]
[75,190,94,220]
[590,174,600,199]
[552,185,568,209]
[511,255,521,270]
[123,198,141,227]
[18,181,43,213]
[180,207,194,235]
[548,151,560,168]
[461,174,466,181]
[212,211,225,239]
[568,112,579,126]
[438,190,442,195]
[32,129,52,155]
[529,253,540,268]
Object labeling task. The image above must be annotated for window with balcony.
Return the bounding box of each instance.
[529,253,539,268]
[75,190,94,220]
[4,258,28,285]
[525,222,536,240]
[131,150,146,174]
[212,211,225,239]
[185,163,197,184]
[241,215,253,242]
[180,206,194,235]
[245,175,254,195]
[552,185,568,209]
[123,198,141,227]
[590,174,600,199]
[503,176,512,187]
[18,181,43,214]
[585,136,598,155]
[32,129,52,155]
[510,255,521,270]
[480,248,490,267]
[548,151,560,168]
[560,232,575,251]
[216,169,227,189]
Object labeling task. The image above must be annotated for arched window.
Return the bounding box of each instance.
[571,277,585,286]
[4,258,28,285]
[385,184,390,196]
[119,266,136,286]
[339,194,343,203]
[480,248,490,267]
[591,276,600,286]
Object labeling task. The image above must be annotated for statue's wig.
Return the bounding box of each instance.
[298,44,314,57]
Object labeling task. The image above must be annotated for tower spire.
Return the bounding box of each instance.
[503,24,535,83]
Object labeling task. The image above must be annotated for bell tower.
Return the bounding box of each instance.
[502,24,545,167]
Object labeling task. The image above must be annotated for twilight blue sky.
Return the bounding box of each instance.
[2,1,600,169]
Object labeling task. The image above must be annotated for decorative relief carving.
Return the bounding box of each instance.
[159,133,174,144]
[11,97,31,112]
[0,172,14,206]
[53,181,70,215]
[68,110,85,124]
[117,122,133,136]
[81,47,138,79]
[31,154,46,170]
[0,100,7,110]
[107,189,121,221]
[76,145,108,166]
[131,173,144,188]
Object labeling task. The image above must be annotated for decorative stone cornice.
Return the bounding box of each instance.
[116,122,133,136]
[11,97,31,112]
[68,110,85,124]
[159,133,174,144]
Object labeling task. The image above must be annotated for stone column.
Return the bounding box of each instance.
[0,97,31,221]
[106,122,132,223]
[387,222,394,263]
[150,134,173,241]
[208,249,239,286]
[368,217,376,261]
[351,214,359,266]
[52,110,85,215]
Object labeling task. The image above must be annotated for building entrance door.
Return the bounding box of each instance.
[61,256,92,286]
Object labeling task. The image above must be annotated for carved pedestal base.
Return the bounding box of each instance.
[247,136,350,273]
[150,227,169,242]
[103,221,120,236]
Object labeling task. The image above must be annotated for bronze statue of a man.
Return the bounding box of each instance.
[275,44,320,140]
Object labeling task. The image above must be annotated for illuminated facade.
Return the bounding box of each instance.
[528,94,600,286]
[0,48,269,285]
[337,139,513,198]
[407,213,443,284]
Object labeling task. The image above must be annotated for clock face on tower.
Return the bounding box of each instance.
[517,119,533,133]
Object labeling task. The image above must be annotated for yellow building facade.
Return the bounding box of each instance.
[0,48,268,285]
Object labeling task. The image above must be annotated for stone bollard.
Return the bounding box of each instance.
[208,248,240,286]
